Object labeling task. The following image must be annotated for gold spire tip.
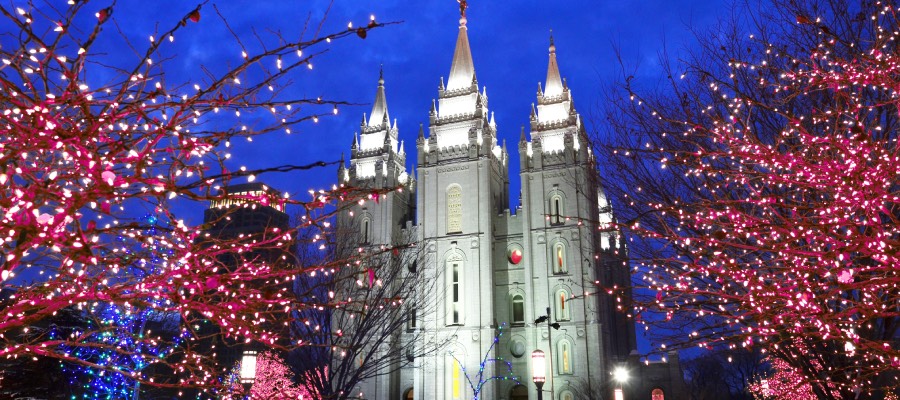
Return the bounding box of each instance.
[457,0,468,25]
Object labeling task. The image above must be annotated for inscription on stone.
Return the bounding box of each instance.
[543,171,568,179]
[438,165,470,173]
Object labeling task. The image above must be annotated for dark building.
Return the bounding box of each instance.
[619,351,689,400]
[198,182,294,392]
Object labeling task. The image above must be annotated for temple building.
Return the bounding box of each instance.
[336,5,683,400]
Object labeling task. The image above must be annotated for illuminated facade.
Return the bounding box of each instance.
[337,10,650,400]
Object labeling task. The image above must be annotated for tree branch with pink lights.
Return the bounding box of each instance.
[0,0,392,393]
[598,1,900,398]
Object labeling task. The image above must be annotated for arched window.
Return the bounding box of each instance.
[557,340,573,374]
[511,294,525,324]
[447,185,462,233]
[447,256,463,325]
[361,217,371,244]
[403,387,414,400]
[555,289,570,321]
[560,390,575,400]
[510,385,528,400]
[651,388,665,400]
[552,242,567,274]
[448,356,463,399]
[407,306,417,331]
[549,194,564,225]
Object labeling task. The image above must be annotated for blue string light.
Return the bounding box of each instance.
[449,323,522,400]
[58,213,188,399]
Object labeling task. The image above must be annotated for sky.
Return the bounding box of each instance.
[93,1,725,353]
[13,0,725,350]
[94,0,722,209]
[210,0,720,354]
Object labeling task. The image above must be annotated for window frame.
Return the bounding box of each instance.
[511,294,525,325]
[446,255,464,326]
[557,340,573,375]
[555,288,571,321]
[552,242,567,274]
[448,355,463,400]
[549,193,564,225]
[361,217,371,244]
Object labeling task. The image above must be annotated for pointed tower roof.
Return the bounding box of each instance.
[446,3,475,91]
[544,31,564,97]
[367,66,389,126]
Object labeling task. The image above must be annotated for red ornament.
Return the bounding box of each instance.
[508,249,522,264]
[97,8,111,23]
[188,10,200,23]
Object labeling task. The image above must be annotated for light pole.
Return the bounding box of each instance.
[534,307,560,400]
[532,350,546,400]
[613,365,629,400]
[240,349,258,394]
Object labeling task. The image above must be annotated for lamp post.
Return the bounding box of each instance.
[612,365,628,400]
[534,307,560,400]
[532,350,546,400]
[240,349,258,393]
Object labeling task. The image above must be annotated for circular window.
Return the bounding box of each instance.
[507,244,524,265]
[509,339,526,358]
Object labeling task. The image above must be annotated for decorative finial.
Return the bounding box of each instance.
[457,0,468,25]
[549,29,556,53]
[378,64,384,85]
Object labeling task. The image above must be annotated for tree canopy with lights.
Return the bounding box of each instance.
[0,0,389,392]
[599,0,900,398]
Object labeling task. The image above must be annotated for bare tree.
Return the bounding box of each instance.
[289,209,443,400]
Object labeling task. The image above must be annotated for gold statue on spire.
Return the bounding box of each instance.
[457,0,467,18]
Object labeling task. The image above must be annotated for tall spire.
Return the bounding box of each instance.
[446,1,475,91]
[544,30,564,97]
[368,65,389,126]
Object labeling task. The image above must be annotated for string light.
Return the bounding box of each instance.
[0,1,387,394]
[620,2,900,397]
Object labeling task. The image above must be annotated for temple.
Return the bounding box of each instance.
[336,6,685,400]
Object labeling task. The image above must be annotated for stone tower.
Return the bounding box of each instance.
[338,66,415,248]
[338,8,636,400]
[412,8,511,400]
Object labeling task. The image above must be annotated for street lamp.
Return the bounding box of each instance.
[534,307,560,400]
[532,350,546,400]
[240,349,258,389]
[613,365,628,400]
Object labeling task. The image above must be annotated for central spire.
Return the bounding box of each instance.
[544,31,564,97]
[368,65,389,126]
[446,0,475,91]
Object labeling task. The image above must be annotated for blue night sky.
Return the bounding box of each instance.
[98,0,721,206]
[100,2,723,352]
[6,0,726,353]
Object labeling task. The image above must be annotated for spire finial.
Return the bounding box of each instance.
[543,33,563,97]
[367,67,389,127]
[457,0,468,25]
[549,29,556,53]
